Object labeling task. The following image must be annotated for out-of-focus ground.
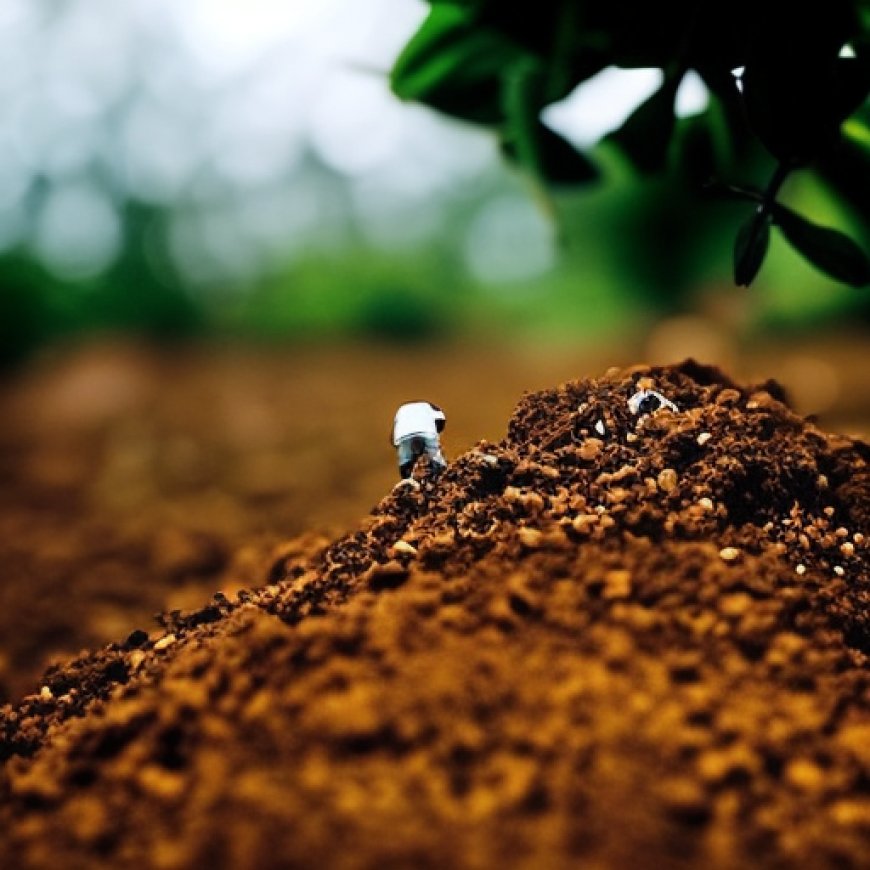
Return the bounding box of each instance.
[0,333,867,700]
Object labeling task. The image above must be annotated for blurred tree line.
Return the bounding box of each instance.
[1,1,869,368]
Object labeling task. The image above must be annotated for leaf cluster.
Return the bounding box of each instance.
[391,0,870,287]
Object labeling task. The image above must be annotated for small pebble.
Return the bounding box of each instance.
[720,592,752,617]
[834,566,845,577]
[854,533,865,545]
[835,527,849,538]
[785,758,825,791]
[823,506,835,517]
[518,528,543,548]
[594,419,606,436]
[657,469,678,493]
[795,564,807,576]
[718,547,740,562]
[698,497,714,512]
[716,388,741,406]
[571,514,598,534]
[40,686,53,701]
[840,542,855,557]
[579,439,602,461]
[602,569,632,600]
[154,634,177,652]
[696,432,712,446]
[626,432,638,443]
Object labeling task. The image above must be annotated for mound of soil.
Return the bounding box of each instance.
[1,361,868,869]
[0,341,615,700]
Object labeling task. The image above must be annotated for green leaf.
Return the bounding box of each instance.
[390,3,525,125]
[733,211,771,287]
[502,123,599,186]
[606,76,680,173]
[816,123,870,223]
[742,9,865,165]
[831,56,870,127]
[772,203,870,287]
[536,126,599,185]
[499,56,598,188]
[702,181,763,203]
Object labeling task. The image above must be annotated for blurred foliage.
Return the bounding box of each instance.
[2,2,870,368]
[392,0,870,288]
[4,161,869,369]
[0,202,199,366]
[214,248,463,343]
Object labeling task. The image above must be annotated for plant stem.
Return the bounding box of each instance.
[760,162,791,215]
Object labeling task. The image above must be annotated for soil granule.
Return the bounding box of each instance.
[1,361,868,869]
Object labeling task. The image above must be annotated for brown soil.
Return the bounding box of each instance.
[1,360,868,869]
[0,341,607,702]
[1,338,867,704]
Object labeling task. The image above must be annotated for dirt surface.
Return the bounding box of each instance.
[1,360,868,868]
[0,340,618,701]
[1,337,868,702]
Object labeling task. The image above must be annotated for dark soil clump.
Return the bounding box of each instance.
[1,361,868,869]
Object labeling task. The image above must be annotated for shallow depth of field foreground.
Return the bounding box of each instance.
[1,360,868,869]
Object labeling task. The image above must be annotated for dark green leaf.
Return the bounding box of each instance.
[606,77,680,173]
[500,57,547,175]
[733,211,771,287]
[742,7,863,165]
[816,119,870,223]
[772,203,870,287]
[390,4,525,125]
[536,125,599,185]
[502,123,599,186]
[702,181,763,203]
[831,56,870,126]
[675,113,718,188]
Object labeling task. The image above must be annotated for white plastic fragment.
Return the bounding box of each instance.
[628,389,679,416]
[391,540,418,556]
[594,419,606,436]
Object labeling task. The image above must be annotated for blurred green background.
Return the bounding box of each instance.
[0,0,867,370]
